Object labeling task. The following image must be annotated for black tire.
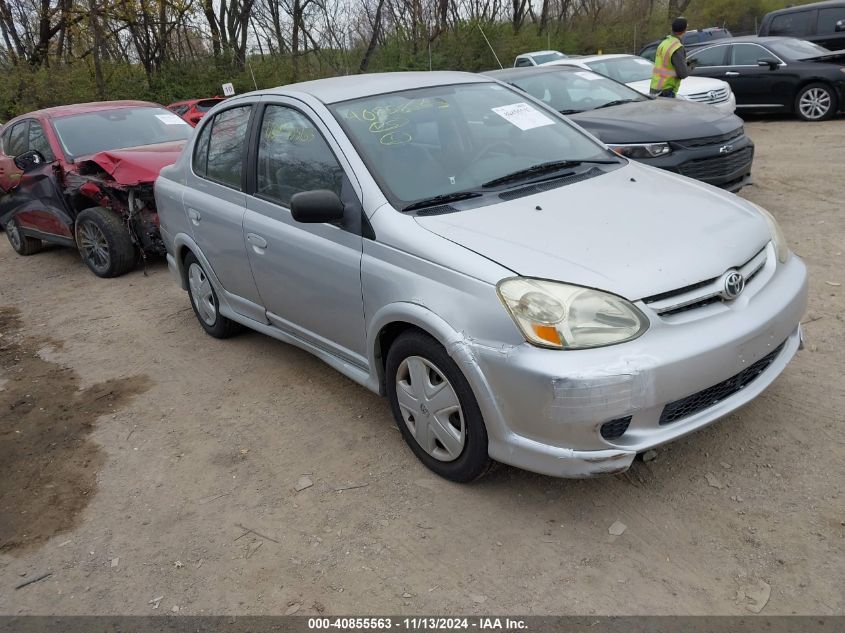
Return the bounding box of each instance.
[386,330,492,483]
[183,251,242,339]
[74,207,137,277]
[5,218,42,256]
[794,83,838,122]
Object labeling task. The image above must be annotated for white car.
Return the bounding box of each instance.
[514,50,568,67]
[547,54,737,113]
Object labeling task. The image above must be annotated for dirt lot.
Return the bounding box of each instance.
[0,118,843,616]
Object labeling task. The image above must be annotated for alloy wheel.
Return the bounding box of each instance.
[188,262,217,326]
[799,88,831,120]
[77,220,111,273]
[395,355,466,462]
[6,221,21,251]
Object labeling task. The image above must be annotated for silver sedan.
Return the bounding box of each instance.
[155,72,807,481]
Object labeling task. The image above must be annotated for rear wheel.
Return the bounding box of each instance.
[5,218,42,256]
[386,331,492,482]
[184,251,242,338]
[75,207,137,277]
[795,83,837,121]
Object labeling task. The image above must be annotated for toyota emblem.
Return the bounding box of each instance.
[721,270,746,300]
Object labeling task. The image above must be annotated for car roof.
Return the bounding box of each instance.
[559,54,640,63]
[245,71,490,105]
[518,50,562,56]
[485,66,583,81]
[14,100,160,120]
[168,97,224,107]
[765,0,845,17]
[690,35,795,46]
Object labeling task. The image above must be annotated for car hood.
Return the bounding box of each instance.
[414,162,770,300]
[797,48,845,63]
[569,98,742,144]
[75,141,187,186]
[626,76,729,97]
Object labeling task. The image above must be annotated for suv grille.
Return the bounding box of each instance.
[678,146,753,181]
[659,341,785,425]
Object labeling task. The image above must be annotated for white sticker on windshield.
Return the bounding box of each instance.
[575,71,603,81]
[156,113,189,125]
[491,102,554,131]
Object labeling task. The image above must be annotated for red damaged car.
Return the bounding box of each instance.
[166,97,226,126]
[0,101,192,277]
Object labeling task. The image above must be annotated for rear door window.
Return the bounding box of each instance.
[817,7,845,33]
[689,45,729,67]
[202,106,252,190]
[770,11,813,36]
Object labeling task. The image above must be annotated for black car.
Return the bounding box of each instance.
[687,36,845,121]
[639,27,733,61]
[486,66,754,192]
[759,1,845,52]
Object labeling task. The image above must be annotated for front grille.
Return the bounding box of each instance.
[642,246,768,317]
[600,416,632,440]
[685,87,730,105]
[673,127,743,149]
[678,146,753,181]
[498,168,601,201]
[659,341,786,426]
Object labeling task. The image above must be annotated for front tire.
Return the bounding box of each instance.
[386,331,492,482]
[795,83,837,121]
[75,207,137,277]
[183,252,241,338]
[5,218,42,256]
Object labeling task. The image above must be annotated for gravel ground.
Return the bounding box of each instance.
[0,117,842,616]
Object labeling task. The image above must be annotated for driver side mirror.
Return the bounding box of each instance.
[835,19,845,32]
[290,189,345,223]
[14,150,46,172]
[757,58,780,70]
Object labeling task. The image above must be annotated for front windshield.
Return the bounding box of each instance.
[506,69,648,114]
[53,107,192,159]
[585,57,654,83]
[769,39,830,59]
[329,82,615,207]
[532,52,567,64]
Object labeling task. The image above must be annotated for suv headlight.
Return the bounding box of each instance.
[751,203,789,263]
[497,278,649,350]
[608,142,671,159]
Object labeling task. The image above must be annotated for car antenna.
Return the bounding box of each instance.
[478,24,503,70]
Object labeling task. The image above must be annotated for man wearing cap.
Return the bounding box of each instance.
[650,17,692,98]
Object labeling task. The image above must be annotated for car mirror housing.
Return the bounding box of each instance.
[757,58,779,69]
[14,150,46,172]
[290,189,345,223]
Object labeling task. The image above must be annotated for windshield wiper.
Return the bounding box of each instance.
[482,159,618,189]
[558,109,584,115]
[402,191,482,212]
[594,99,642,110]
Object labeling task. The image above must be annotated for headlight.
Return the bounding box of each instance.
[608,142,672,159]
[497,278,649,350]
[751,203,789,263]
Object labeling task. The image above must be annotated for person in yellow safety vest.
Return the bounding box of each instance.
[650,17,692,98]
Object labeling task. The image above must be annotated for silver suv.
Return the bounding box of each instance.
[155,72,807,482]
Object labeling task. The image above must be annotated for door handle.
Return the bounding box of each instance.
[725,71,740,77]
[246,233,267,249]
[187,208,201,224]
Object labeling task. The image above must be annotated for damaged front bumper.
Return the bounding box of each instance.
[456,255,807,478]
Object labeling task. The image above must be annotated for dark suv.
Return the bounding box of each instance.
[759,1,845,51]
[639,27,733,61]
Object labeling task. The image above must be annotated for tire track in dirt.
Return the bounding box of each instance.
[0,307,152,554]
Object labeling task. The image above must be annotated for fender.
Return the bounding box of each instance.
[366,301,515,447]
